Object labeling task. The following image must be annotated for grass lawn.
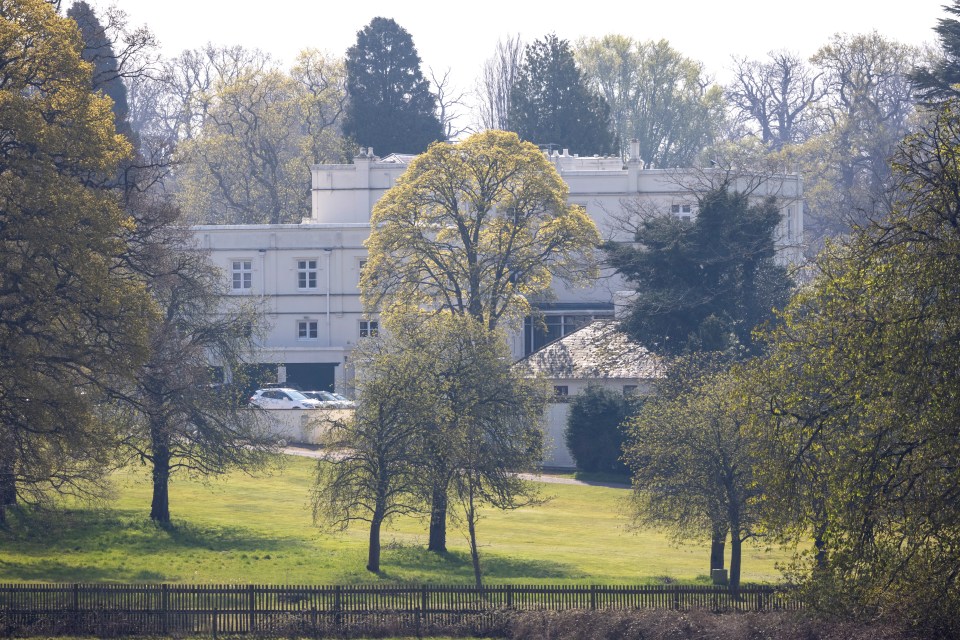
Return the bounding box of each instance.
[0,454,795,585]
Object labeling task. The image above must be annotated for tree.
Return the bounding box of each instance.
[118,209,277,525]
[176,68,310,224]
[623,357,764,591]
[311,311,545,576]
[363,129,601,331]
[911,0,960,103]
[510,34,614,156]
[426,312,546,586]
[748,101,960,631]
[0,0,154,523]
[343,17,443,153]
[311,313,430,573]
[805,32,920,240]
[726,51,827,150]
[577,37,724,165]
[604,185,792,356]
[565,385,637,474]
[476,35,523,131]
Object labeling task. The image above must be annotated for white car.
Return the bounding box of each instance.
[302,390,355,409]
[249,388,321,410]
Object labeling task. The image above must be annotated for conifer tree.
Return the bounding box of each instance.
[343,17,443,154]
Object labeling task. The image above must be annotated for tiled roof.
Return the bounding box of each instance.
[515,320,664,380]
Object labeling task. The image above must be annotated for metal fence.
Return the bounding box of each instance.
[0,582,801,637]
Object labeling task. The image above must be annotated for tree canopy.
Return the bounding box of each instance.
[362,129,601,330]
[343,17,443,154]
[577,36,724,165]
[0,0,154,521]
[509,34,615,156]
[746,100,960,630]
[605,185,792,356]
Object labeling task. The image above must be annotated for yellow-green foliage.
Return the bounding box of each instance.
[362,130,601,329]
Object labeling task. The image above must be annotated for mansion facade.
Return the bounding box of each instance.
[194,141,804,393]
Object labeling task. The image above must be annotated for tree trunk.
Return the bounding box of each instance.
[0,452,13,527]
[729,534,742,594]
[465,482,483,589]
[710,521,726,572]
[150,434,171,524]
[367,510,384,573]
[428,486,448,553]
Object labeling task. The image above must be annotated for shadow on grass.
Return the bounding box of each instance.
[372,545,578,583]
[0,559,165,584]
[1,507,310,557]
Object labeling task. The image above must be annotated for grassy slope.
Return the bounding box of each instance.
[0,455,794,585]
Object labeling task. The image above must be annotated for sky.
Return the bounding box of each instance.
[91,1,947,93]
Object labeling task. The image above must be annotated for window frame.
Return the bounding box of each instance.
[231,259,253,292]
[297,259,319,290]
[297,319,319,341]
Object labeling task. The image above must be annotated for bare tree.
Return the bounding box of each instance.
[429,66,471,140]
[727,51,827,150]
[476,35,523,131]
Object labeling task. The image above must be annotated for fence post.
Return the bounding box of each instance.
[160,584,168,635]
[672,585,681,610]
[590,585,597,611]
[212,607,218,640]
[506,585,513,609]
[247,584,256,633]
[419,584,427,627]
[72,584,80,634]
[333,585,342,627]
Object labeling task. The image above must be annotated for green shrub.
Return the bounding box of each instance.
[565,386,639,474]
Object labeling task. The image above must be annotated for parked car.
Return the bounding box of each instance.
[249,388,321,410]
[302,390,355,409]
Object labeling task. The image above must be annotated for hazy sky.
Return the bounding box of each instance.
[92,1,947,90]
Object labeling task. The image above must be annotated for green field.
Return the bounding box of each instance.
[0,454,794,585]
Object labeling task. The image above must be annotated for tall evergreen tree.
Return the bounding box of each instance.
[66,1,132,140]
[510,34,614,156]
[343,17,443,155]
[911,1,960,103]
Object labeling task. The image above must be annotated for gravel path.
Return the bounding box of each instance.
[282,446,629,489]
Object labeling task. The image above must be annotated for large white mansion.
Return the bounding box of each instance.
[194,141,803,393]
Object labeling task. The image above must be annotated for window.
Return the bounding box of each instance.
[671,203,693,222]
[554,385,569,398]
[359,320,378,338]
[786,207,795,240]
[231,260,252,291]
[298,320,318,340]
[297,259,318,289]
[524,314,599,354]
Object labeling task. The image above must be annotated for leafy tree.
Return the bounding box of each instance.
[623,356,764,591]
[510,34,614,156]
[363,129,601,330]
[343,17,443,153]
[310,314,430,573]
[911,0,960,103]
[118,208,277,525]
[748,101,960,631]
[605,185,792,356]
[577,36,724,165]
[805,32,920,241]
[175,52,350,225]
[565,386,637,474]
[312,311,545,575]
[0,0,154,523]
[176,68,307,224]
[363,130,599,551]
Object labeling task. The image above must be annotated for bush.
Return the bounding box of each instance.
[565,386,639,474]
